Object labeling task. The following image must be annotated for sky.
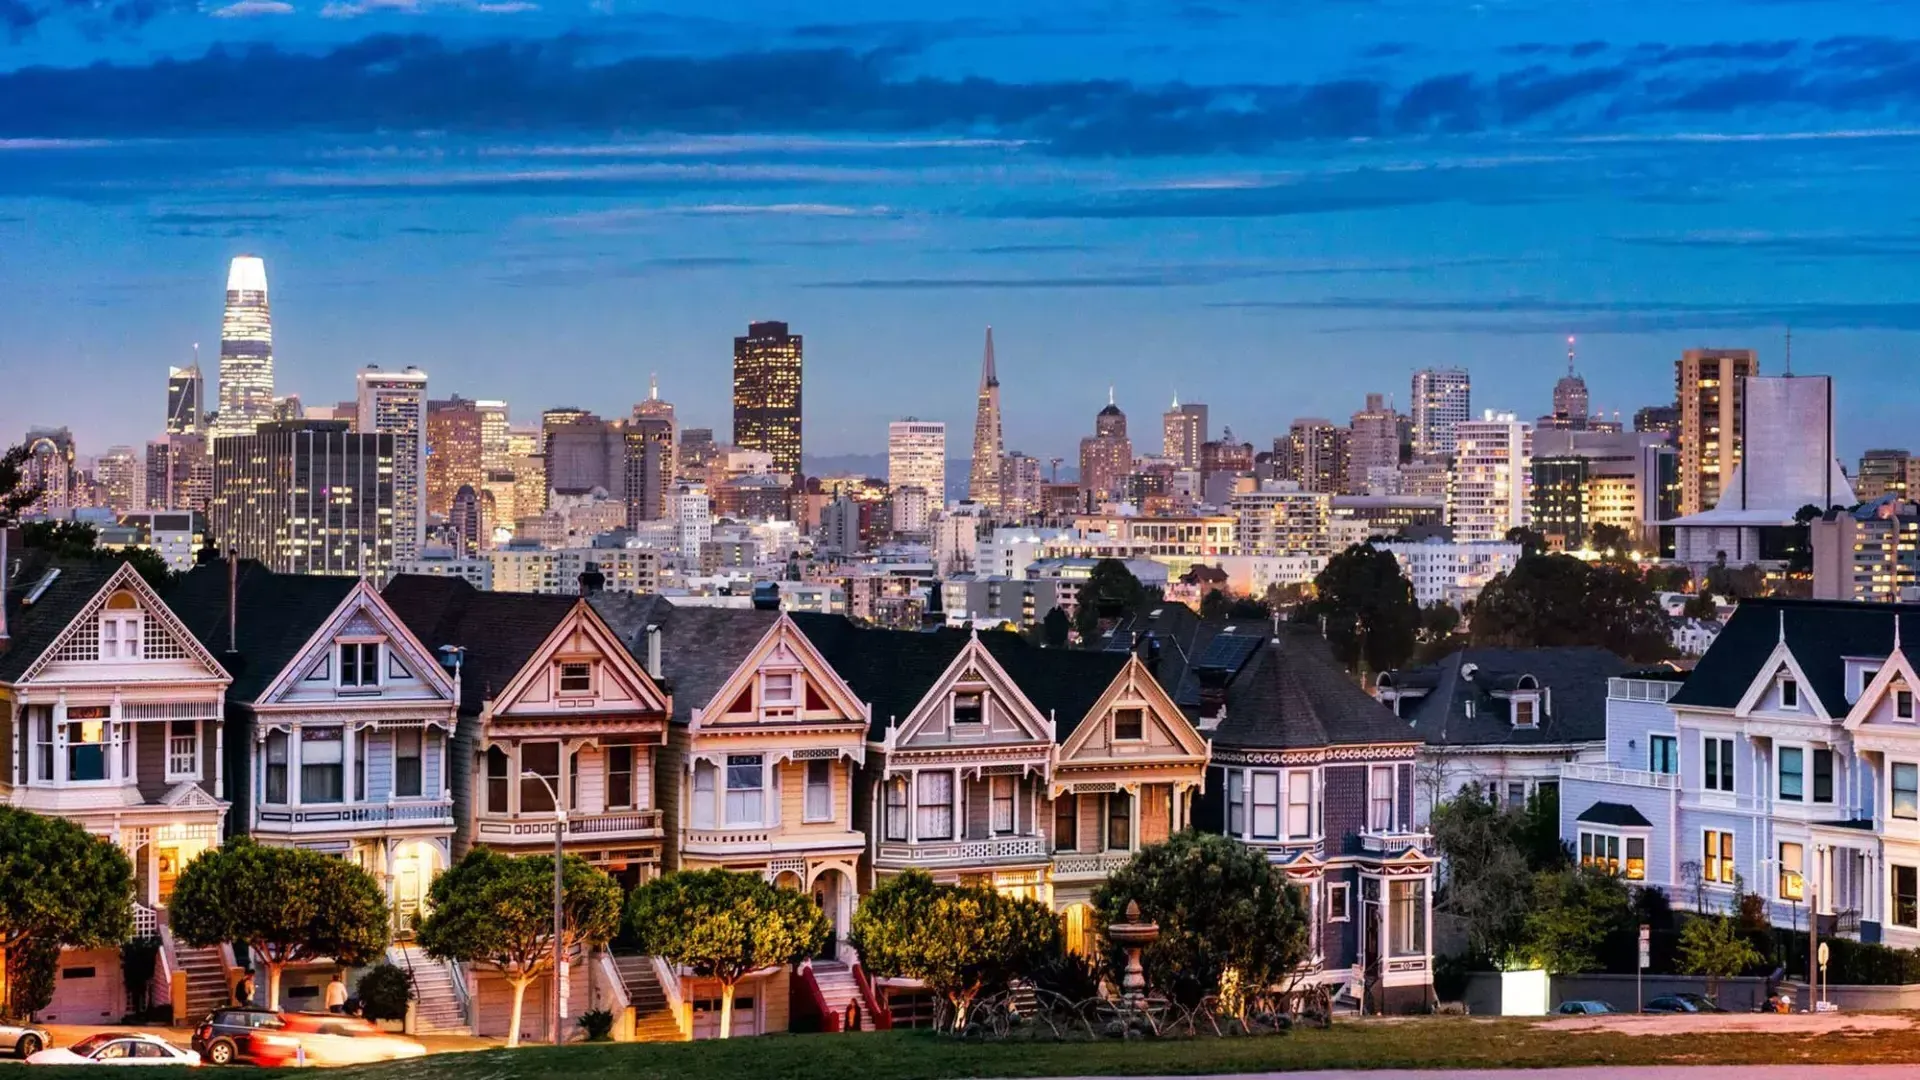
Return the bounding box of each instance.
[5,0,1920,466]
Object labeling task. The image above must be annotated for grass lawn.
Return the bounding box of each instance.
[21,1017,1920,1078]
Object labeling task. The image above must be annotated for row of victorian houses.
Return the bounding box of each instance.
[0,550,1439,1041]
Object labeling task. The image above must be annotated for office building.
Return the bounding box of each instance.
[732,320,803,476]
[888,418,946,515]
[1230,484,1332,556]
[1530,456,1590,549]
[107,511,208,572]
[1533,428,1678,548]
[145,433,210,513]
[21,427,76,516]
[209,419,395,576]
[1539,336,1591,430]
[95,446,142,515]
[1448,411,1531,542]
[1811,499,1920,603]
[1078,394,1133,508]
[999,451,1043,519]
[211,255,275,440]
[1634,404,1681,437]
[1857,449,1914,501]
[968,327,1005,511]
[476,400,512,476]
[426,396,484,518]
[1348,393,1401,493]
[1380,538,1524,606]
[622,417,674,525]
[1276,418,1351,495]
[357,366,429,561]
[1675,348,1757,517]
[167,363,203,435]
[1411,367,1471,458]
[1162,398,1207,469]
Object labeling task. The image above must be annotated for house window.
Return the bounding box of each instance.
[953,692,984,727]
[1368,766,1394,832]
[1781,678,1799,709]
[1901,689,1916,720]
[990,775,1015,834]
[1579,832,1621,875]
[1704,736,1734,792]
[805,759,833,822]
[1779,747,1804,802]
[1287,771,1315,839]
[884,776,910,841]
[65,711,111,782]
[1328,881,1351,922]
[1250,771,1280,840]
[558,662,592,695]
[1813,749,1834,804]
[394,729,423,798]
[100,613,143,660]
[486,746,511,813]
[521,742,560,814]
[264,731,289,804]
[339,643,381,688]
[1649,735,1678,774]
[764,672,797,705]
[1895,763,1919,820]
[1053,793,1078,851]
[724,754,764,825]
[1112,708,1144,741]
[1388,879,1427,957]
[30,707,53,783]
[692,761,718,828]
[916,770,955,840]
[1513,697,1536,727]
[1626,837,1647,881]
[1894,864,1919,929]
[1779,842,1805,901]
[1704,829,1735,884]
[301,727,345,803]
[1226,771,1245,836]
[607,746,635,810]
[1106,790,1132,851]
[354,735,367,802]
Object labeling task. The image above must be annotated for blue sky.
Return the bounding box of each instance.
[5,0,1920,464]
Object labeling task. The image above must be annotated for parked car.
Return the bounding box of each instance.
[26,1033,199,1066]
[1555,1000,1616,1015]
[278,1014,426,1066]
[0,1020,50,1058]
[192,1007,303,1066]
[1644,993,1726,1014]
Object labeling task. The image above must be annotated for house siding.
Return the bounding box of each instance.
[1323,765,1366,857]
[134,722,168,803]
[1607,697,1680,770]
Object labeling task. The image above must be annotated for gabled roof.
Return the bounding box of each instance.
[0,552,117,683]
[789,615,979,741]
[590,594,778,726]
[381,575,577,715]
[165,560,358,702]
[1201,626,1419,751]
[1384,646,1629,748]
[984,638,1128,742]
[1671,597,1920,715]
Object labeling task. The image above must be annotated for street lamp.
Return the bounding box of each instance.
[521,770,567,1047]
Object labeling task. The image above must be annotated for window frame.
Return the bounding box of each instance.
[299,726,346,805]
[1781,677,1800,709]
[1225,769,1245,837]
[763,671,798,706]
[951,691,985,729]
[884,776,910,842]
[557,661,594,696]
[607,745,635,811]
[1649,734,1678,774]
[1901,688,1916,720]
[519,741,561,815]
[1893,863,1919,929]
[264,730,290,805]
[1328,881,1352,922]
[1778,745,1805,803]
[723,753,766,826]
[1289,769,1317,839]
[989,774,1016,835]
[1250,770,1280,840]
[338,641,383,689]
[1895,762,1920,821]
[1052,792,1078,852]
[1779,841,1805,902]
[1112,707,1145,742]
[1703,828,1735,884]
[1105,789,1132,851]
[1704,735,1735,793]
[804,759,833,823]
[393,728,424,798]
[915,770,955,841]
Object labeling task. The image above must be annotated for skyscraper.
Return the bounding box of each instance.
[95,446,142,514]
[1078,392,1132,508]
[476,400,512,476]
[889,419,947,530]
[1675,348,1757,517]
[210,420,395,576]
[356,366,429,560]
[1161,397,1207,469]
[623,418,675,526]
[1449,411,1532,542]
[426,396,484,518]
[968,327,1005,511]
[1348,392,1401,493]
[632,375,678,484]
[167,361,204,435]
[1275,419,1351,495]
[1547,336,1591,428]
[732,320,803,476]
[999,451,1043,519]
[212,255,275,440]
[1411,367,1472,458]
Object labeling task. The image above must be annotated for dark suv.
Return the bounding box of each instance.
[191,1008,299,1066]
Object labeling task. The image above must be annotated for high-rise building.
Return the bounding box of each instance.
[889,419,947,513]
[1348,392,1401,494]
[968,327,1005,511]
[1230,485,1333,556]
[357,366,429,560]
[426,396,484,518]
[450,485,484,557]
[632,375,678,481]
[1532,428,1676,549]
[1449,411,1532,542]
[1634,404,1681,436]
[732,320,803,476]
[1856,449,1913,502]
[95,446,142,515]
[1078,392,1132,508]
[209,420,395,576]
[1411,367,1472,458]
[1276,418,1351,495]
[477,400,512,476]
[623,418,675,526]
[1530,456,1591,549]
[1161,397,1207,470]
[167,362,204,435]
[211,255,275,440]
[21,427,76,516]
[678,428,719,483]
[1675,348,1757,517]
[1540,336,1591,430]
[999,451,1043,519]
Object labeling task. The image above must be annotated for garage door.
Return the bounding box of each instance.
[42,957,120,1024]
[690,995,757,1039]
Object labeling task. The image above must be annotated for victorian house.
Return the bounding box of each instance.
[1,553,232,1024]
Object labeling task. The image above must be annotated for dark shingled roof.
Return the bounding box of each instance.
[1384,646,1630,748]
[381,575,578,715]
[165,560,358,702]
[1576,801,1652,828]
[0,552,117,683]
[1203,626,1422,750]
[983,637,1129,742]
[590,595,778,726]
[1670,597,1920,716]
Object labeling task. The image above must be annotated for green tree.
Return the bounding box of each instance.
[1504,526,1550,556]
[1263,581,1309,611]
[1092,832,1309,1010]
[18,520,172,589]
[1514,786,1569,872]
[169,839,391,1011]
[1675,914,1763,1001]
[1684,592,1720,620]
[0,807,134,1014]
[1199,588,1232,620]
[1430,788,1532,966]
[1072,559,1147,645]
[1520,866,1632,974]
[1418,600,1461,641]
[0,443,41,524]
[1041,607,1071,648]
[1589,523,1633,561]
[851,870,1061,1030]
[1297,543,1420,675]
[1644,564,1692,594]
[1472,554,1671,661]
[416,848,622,1048]
[626,870,827,1039]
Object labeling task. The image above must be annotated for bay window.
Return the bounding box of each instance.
[916,770,954,840]
[884,776,909,841]
[166,720,199,781]
[486,746,510,813]
[65,708,111,782]
[724,754,764,825]
[805,759,833,822]
[990,775,1015,835]
[265,731,290,805]
[1106,790,1132,851]
[1250,771,1280,839]
[1226,770,1245,837]
[301,727,344,803]
[31,707,53,783]
[394,729,423,797]
[1626,836,1646,881]
[1288,771,1315,839]
[692,760,718,828]
[1389,880,1427,957]
[520,742,560,814]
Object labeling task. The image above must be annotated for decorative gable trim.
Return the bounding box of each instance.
[883,634,1054,752]
[1845,642,1920,730]
[1056,654,1209,764]
[489,599,669,717]
[1732,641,1829,721]
[689,614,870,733]
[19,562,229,685]
[257,581,459,706]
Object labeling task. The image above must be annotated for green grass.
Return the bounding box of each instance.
[21,1019,1920,1079]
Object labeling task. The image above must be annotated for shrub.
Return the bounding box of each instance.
[120,938,162,1019]
[5,938,59,1019]
[356,963,414,1022]
[579,1008,615,1041]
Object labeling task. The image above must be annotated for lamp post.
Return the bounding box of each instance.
[521,770,567,1046]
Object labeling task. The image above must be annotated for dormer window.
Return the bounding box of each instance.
[1900,687,1915,721]
[764,672,797,706]
[1512,696,1538,728]
[1113,708,1145,741]
[100,592,143,660]
[339,642,382,688]
[558,662,593,695]
[1781,678,1800,709]
[953,692,984,727]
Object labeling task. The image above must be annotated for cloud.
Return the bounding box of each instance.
[207,0,292,16]
[492,253,762,287]
[1210,295,1920,333]
[969,242,1100,254]
[147,208,295,224]
[319,0,532,15]
[1614,230,1920,258]
[4,0,192,37]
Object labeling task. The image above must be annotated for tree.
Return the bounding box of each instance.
[1684,592,1720,620]
[1297,543,1420,675]
[0,442,41,524]
[1676,914,1763,1000]
[1504,526,1550,556]
[1418,600,1460,642]
[1471,554,1672,662]
[416,848,622,1047]
[1589,523,1633,561]
[1263,581,1309,612]
[626,870,827,1039]
[1093,832,1309,1009]
[1644,564,1692,594]
[1704,552,1765,600]
[1430,789,1532,966]
[170,839,391,1011]
[1072,559,1146,645]
[1199,588,1232,620]
[1041,607,1071,648]
[851,870,1061,1030]
[1519,866,1632,974]
[18,520,171,588]
[0,807,134,1012]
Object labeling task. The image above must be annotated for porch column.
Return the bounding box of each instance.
[148,838,161,908]
[907,771,918,843]
[213,719,224,798]
[1127,784,1140,852]
[288,728,303,806]
[344,725,357,802]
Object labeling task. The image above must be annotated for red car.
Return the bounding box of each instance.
[190,1008,302,1067]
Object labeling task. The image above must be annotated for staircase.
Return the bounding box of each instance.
[175,945,231,1023]
[809,960,866,1031]
[390,945,470,1035]
[614,955,686,1041]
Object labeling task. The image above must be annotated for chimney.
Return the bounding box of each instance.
[226,551,239,654]
[645,624,662,680]
[578,562,606,595]
[1143,633,1162,678]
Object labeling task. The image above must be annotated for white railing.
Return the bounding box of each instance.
[1561,762,1682,790]
[475,808,663,841]
[1609,677,1683,703]
[1359,829,1432,855]
[256,798,455,832]
[684,827,773,849]
[569,810,664,836]
[1051,851,1135,877]
[167,736,199,778]
[877,835,1047,864]
[130,902,159,941]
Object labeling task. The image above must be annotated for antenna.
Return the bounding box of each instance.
[1108,385,1115,407]
[1784,328,1794,376]
[1566,334,1576,377]
[649,373,659,401]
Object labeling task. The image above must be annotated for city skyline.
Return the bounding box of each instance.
[4,1,1920,461]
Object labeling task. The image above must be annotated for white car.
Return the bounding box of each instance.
[26,1033,201,1066]
[280,1015,427,1066]
[0,1020,50,1058]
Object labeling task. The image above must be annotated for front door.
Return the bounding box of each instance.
[393,854,423,935]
